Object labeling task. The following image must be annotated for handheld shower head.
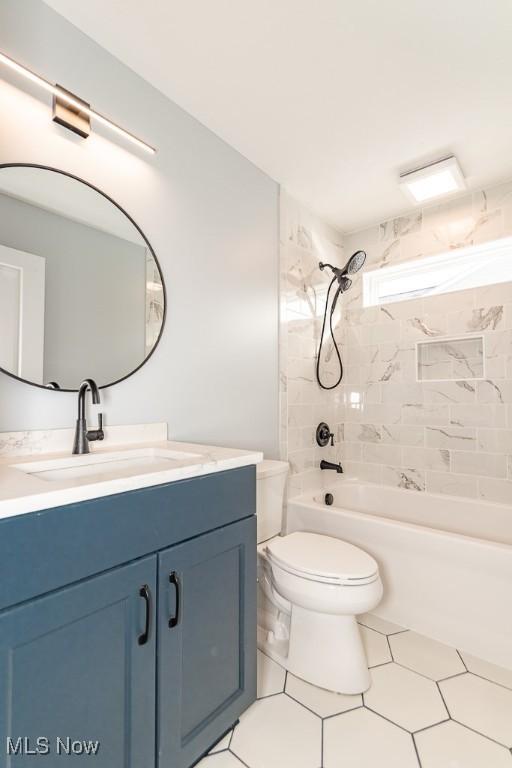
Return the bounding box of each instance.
[331,278,351,312]
[316,249,366,391]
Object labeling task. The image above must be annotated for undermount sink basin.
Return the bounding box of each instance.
[11,448,202,483]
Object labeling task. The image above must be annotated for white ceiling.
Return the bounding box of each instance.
[44,0,512,232]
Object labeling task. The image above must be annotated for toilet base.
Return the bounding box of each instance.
[258,605,371,695]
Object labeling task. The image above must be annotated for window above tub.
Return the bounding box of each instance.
[362,235,512,307]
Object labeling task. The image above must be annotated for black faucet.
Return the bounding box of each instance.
[320,459,343,473]
[72,378,105,455]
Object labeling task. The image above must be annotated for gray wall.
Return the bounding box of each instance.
[0,192,147,388]
[0,0,280,457]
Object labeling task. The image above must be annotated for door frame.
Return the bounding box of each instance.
[0,243,45,383]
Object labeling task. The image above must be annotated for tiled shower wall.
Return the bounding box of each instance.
[340,179,512,503]
[279,191,345,495]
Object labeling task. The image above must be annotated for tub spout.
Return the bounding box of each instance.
[320,459,343,473]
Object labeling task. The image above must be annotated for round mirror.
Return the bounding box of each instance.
[0,164,165,391]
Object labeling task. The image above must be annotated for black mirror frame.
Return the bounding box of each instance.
[0,162,166,393]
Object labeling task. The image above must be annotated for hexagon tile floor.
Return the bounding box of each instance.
[197,614,512,768]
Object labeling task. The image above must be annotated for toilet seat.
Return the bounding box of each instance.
[265,532,379,586]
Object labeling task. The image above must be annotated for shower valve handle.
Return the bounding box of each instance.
[316,422,334,448]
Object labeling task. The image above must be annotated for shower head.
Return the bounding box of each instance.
[342,250,366,275]
[319,250,366,293]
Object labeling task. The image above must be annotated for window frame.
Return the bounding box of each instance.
[363,235,512,307]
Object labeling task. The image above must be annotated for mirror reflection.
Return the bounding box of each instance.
[0,165,165,391]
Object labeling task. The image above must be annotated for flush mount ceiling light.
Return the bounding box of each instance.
[399,156,465,204]
[0,51,156,155]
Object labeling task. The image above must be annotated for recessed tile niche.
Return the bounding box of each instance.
[416,336,484,382]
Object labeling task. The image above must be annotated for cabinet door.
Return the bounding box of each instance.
[0,556,157,768]
[158,517,256,768]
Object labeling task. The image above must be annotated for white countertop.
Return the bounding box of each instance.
[0,439,263,521]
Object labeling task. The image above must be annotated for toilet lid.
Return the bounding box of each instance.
[266,532,378,585]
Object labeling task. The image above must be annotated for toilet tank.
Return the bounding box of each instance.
[256,460,289,543]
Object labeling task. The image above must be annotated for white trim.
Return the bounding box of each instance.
[0,244,45,382]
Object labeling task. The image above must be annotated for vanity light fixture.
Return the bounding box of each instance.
[399,156,465,204]
[0,51,156,154]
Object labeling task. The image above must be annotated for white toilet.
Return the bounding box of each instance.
[256,459,383,694]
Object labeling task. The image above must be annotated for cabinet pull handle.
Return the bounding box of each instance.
[138,584,151,646]
[169,571,180,628]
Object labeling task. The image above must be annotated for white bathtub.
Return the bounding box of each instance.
[287,479,512,669]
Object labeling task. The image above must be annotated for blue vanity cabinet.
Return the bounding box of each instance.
[0,466,257,768]
[0,555,157,768]
[157,516,257,768]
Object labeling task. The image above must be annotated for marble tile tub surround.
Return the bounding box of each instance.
[0,422,168,457]
[338,178,512,503]
[279,191,346,496]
